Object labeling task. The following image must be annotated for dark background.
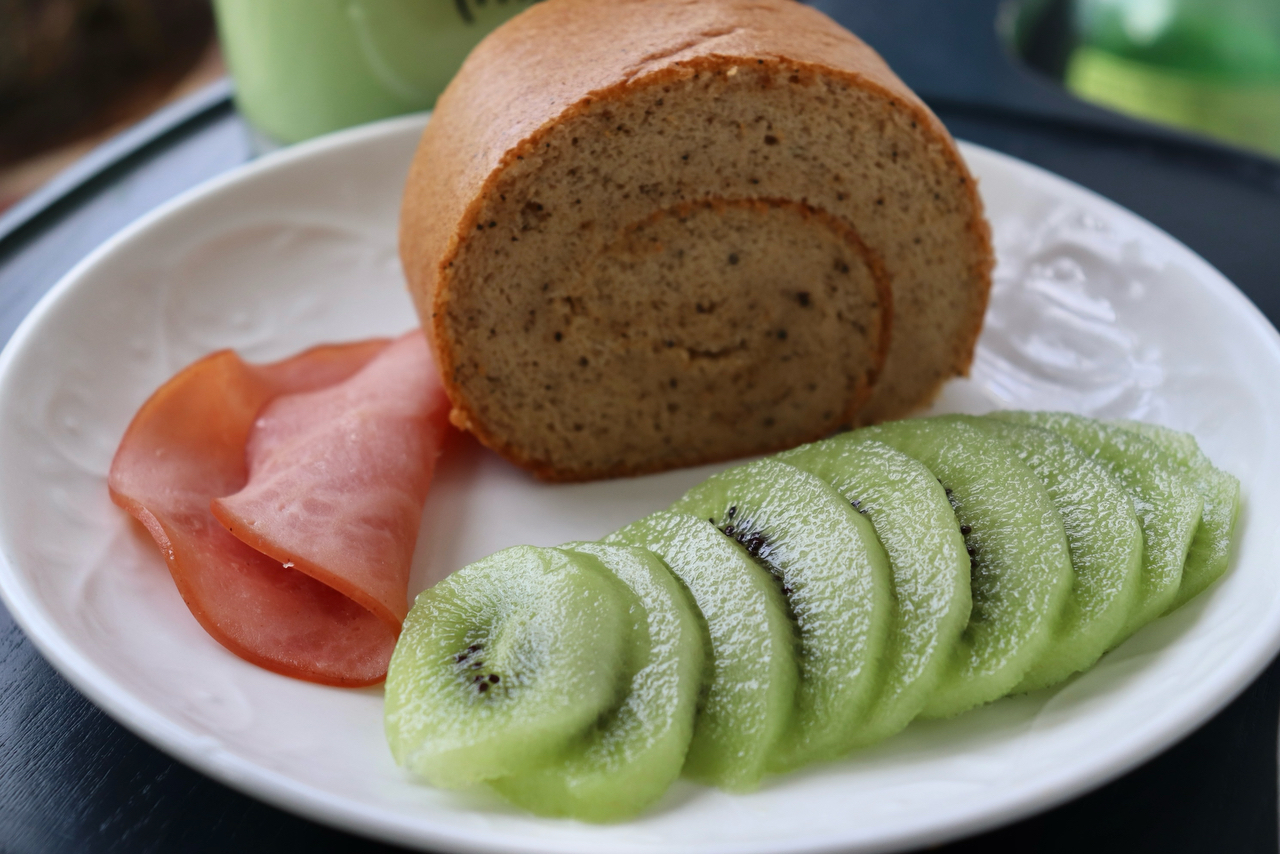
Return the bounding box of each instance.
[2,0,1279,851]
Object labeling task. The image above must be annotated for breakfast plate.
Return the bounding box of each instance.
[0,113,1277,854]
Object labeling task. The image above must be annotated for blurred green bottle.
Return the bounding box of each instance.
[1064,0,1280,158]
[214,0,536,147]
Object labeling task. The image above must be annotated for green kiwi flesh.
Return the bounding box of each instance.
[384,412,1238,817]
[670,458,892,771]
[853,417,1074,718]
[966,417,1144,691]
[777,437,971,745]
[993,411,1201,641]
[1112,420,1240,610]
[604,510,797,792]
[490,542,705,821]
[384,545,631,787]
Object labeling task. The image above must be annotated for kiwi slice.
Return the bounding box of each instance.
[965,417,1144,691]
[604,510,797,792]
[384,545,631,787]
[777,437,970,745]
[490,542,704,821]
[1112,420,1240,610]
[993,411,1201,640]
[670,458,892,771]
[853,417,1074,718]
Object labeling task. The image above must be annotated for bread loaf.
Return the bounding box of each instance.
[400,0,993,481]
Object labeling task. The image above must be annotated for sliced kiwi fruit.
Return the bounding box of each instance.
[993,411,1202,641]
[669,458,892,771]
[852,417,1074,718]
[384,545,631,787]
[776,437,971,745]
[964,417,1144,691]
[604,510,797,792]
[384,412,1239,814]
[1112,420,1240,610]
[490,542,704,821]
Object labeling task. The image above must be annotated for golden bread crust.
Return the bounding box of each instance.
[401,0,993,480]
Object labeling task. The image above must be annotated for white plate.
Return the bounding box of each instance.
[0,114,1277,854]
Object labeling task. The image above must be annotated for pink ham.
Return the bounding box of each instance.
[108,332,450,687]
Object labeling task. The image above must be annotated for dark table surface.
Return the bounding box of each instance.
[3,1,1280,852]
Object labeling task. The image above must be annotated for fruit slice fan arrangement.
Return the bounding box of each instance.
[384,412,1239,821]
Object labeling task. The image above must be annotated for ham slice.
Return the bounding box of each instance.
[108,332,450,687]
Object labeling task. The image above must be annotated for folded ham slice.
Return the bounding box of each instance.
[108,332,450,687]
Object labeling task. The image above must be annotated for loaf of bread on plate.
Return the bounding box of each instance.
[400,0,993,481]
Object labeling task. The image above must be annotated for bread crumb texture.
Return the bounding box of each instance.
[401,0,993,480]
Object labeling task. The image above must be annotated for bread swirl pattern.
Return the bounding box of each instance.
[401,0,993,480]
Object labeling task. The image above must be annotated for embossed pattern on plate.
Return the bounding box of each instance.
[0,115,1277,854]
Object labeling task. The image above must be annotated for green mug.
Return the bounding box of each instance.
[214,0,536,146]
